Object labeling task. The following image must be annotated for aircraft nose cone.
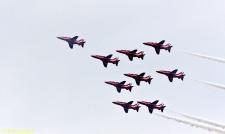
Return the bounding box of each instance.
[124,74,129,76]
[143,42,148,45]
[105,81,110,84]
[116,50,123,53]
[91,55,97,58]
[156,71,161,73]
[112,102,118,105]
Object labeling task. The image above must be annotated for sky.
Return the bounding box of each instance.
[0,0,225,134]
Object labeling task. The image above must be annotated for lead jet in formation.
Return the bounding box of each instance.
[57,36,86,49]
[143,40,172,55]
[137,100,166,114]
[124,72,153,86]
[91,54,120,67]
[105,81,133,93]
[156,69,185,82]
[112,101,140,113]
[116,49,145,61]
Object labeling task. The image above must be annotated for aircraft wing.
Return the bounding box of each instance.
[116,87,121,93]
[171,69,178,74]
[158,40,165,45]
[168,76,173,82]
[127,101,133,105]
[72,36,78,40]
[139,72,145,77]
[106,54,113,59]
[131,49,137,53]
[148,107,154,114]
[152,100,159,105]
[135,80,140,86]
[124,108,129,113]
[155,48,160,54]
[68,42,73,49]
[119,81,126,85]
[103,61,108,67]
[128,55,133,61]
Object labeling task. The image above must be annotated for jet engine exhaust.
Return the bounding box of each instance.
[196,80,225,91]
[182,51,225,63]
[155,113,225,134]
[171,112,225,129]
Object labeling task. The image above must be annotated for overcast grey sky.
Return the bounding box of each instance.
[0,0,225,134]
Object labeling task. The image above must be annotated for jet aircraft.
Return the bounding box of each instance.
[105,81,133,93]
[116,49,145,61]
[91,54,120,67]
[124,72,153,86]
[57,36,85,49]
[156,69,185,82]
[137,100,166,113]
[143,40,172,54]
[112,101,140,113]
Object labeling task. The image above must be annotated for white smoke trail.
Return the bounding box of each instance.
[196,80,225,91]
[155,113,225,134]
[182,51,225,63]
[172,112,225,129]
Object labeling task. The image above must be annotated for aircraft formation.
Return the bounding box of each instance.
[57,35,186,114]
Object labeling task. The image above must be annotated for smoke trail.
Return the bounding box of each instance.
[155,113,225,134]
[196,80,225,91]
[172,112,225,129]
[182,51,225,63]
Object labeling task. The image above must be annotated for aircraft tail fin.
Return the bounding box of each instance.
[136,105,140,112]
[148,77,153,84]
[115,59,120,66]
[179,73,185,81]
[140,54,144,60]
[134,104,140,112]
[161,105,166,112]
[127,85,133,92]
[80,42,84,48]
[166,44,172,52]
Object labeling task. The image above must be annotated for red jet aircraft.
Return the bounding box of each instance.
[57,36,86,49]
[105,81,133,93]
[112,101,140,113]
[156,69,185,82]
[143,40,172,54]
[91,54,120,67]
[116,49,145,61]
[124,72,153,86]
[137,100,166,113]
